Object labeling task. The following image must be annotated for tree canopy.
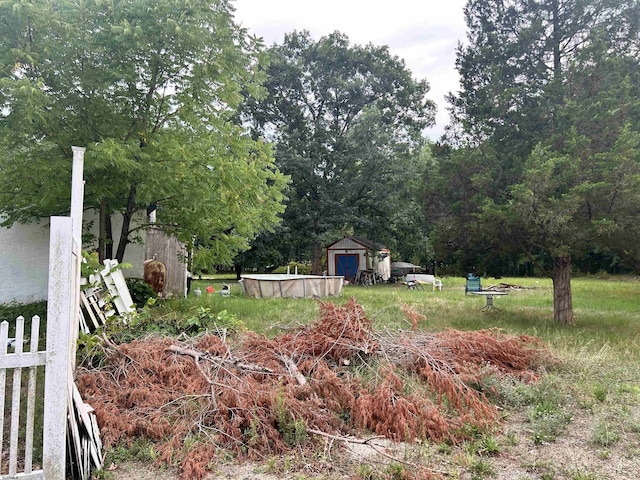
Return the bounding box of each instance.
[428,0,640,323]
[0,0,288,264]
[244,31,436,273]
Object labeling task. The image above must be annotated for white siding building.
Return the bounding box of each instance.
[0,214,146,305]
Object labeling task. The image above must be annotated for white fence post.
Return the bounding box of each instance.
[70,147,85,366]
[0,321,6,474]
[42,216,73,480]
[70,146,85,246]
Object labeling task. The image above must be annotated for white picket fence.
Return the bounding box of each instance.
[0,148,87,480]
[0,217,74,479]
[0,315,45,478]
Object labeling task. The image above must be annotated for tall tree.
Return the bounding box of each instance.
[0,0,288,264]
[246,31,435,273]
[449,0,637,147]
[480,125,640,322]
[434,0,640,323]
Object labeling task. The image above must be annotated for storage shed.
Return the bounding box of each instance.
[326,236,390,282]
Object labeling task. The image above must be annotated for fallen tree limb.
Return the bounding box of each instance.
[282,355,307,386]
[308,428,384,444]
[308,429,447,475]
[167,345,275,374]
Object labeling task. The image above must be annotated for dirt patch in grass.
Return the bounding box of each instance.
[106,399,640,479]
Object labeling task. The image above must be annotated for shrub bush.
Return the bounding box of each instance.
[125,278,157,308]
[0,301,47,322]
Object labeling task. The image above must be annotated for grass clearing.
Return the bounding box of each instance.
[6,275,637,479]
[188,275,639,353]
[164,275,640,479]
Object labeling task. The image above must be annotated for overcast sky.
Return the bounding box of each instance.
[232,0,469,140]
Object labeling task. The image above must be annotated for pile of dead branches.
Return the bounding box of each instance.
[77,298,552,480]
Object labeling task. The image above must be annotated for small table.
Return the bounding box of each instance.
[471,291,508,311]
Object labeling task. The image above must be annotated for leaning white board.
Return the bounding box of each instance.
[100,259,134,316]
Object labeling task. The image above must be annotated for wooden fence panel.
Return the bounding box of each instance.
[0,217,73,479]
[145,227,187,297]
[101,259,134,315]
[0,150,103,480]
[0,149,91,480]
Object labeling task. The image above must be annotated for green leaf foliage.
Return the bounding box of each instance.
[244,31,436,272]
[426,0,640,321]
[0,0,288,264]
[429,0,640,272]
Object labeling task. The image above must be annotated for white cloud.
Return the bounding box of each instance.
[233,0,468,139]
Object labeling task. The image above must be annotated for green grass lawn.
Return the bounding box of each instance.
[95,274,640,480]
[187,275,639,362]
[178,275,640,479]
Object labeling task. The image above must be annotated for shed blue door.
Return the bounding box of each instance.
[335,254,358,280]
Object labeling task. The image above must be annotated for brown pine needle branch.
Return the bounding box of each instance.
[77,302,554,480]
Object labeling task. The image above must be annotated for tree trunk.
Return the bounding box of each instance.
[105,213,113,260]
[98,200,107,262]
[115,185,136,263]
[98,200,114,262]
[115,213,132,263]
[311,242,323,275]
[552,255,574,325]
[551,0,561,79]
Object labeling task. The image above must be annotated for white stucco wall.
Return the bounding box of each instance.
[0,222,51,304]
[0,213,146,305]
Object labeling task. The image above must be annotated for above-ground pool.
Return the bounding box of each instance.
[239,274,344,299]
